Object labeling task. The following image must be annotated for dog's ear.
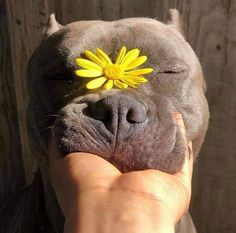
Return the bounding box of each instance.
[167,9,186,38]
[43,13,63,37]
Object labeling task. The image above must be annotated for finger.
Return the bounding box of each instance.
[187,141,193,178]
[173,112,193,216]
[173,112,188,145]
[49,151,121,189]
[48,129,120,178]
[173,112,193,181]
[48,150,121,216]
[63,152,121,183]
[177,141,193,181]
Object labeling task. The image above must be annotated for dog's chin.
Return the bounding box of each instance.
[53,119,186,174]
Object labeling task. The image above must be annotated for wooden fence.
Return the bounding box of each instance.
[0,0,236,232]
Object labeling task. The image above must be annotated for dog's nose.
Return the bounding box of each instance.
[86,95,147,133]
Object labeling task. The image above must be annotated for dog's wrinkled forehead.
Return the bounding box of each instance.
[45,17,196,75]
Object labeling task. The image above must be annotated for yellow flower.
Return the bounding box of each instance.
[75,46,153,90]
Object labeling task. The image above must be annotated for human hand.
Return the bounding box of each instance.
[48,112,193,233]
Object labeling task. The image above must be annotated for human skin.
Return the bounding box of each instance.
[49,112,193,233]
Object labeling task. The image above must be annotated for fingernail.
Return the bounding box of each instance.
[188,141,193,159]
[173,112,183,124]
[188,141,192,148]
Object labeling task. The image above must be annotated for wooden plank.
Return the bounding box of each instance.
[100,0,121,20]
[120,0,150,18]
[187,1,236,233]
[147,0,165,20]
[5,0,54,182]
[57,0,102,24]
[0,0,25,206]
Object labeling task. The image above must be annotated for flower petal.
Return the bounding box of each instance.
[86,77,107,89]
[125,56,147,70]
[114,80,128,89]
[124,75,148,83]
[96,48,112,65]
[104,80,113,90]
[125,68,153,75]
[76,58,103,71]
[84,50,106,67]
[75,69,103,78]
[115,46,127,64]
[121,49,140,68]
[120,78,139,88]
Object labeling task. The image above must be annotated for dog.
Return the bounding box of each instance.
[0,9,209,233]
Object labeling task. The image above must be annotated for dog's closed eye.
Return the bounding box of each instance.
[159,64,189,74]
[49,73,66,80]
[48,72,75,81]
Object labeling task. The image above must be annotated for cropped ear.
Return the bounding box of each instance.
[43,13,63,37]
[167,9,186,38]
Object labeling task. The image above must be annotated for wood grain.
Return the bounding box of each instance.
[5,0,53,182]
[120,0,150,17]
[1,0,236,232]
[187,1,236,233]
[0,0,25,207]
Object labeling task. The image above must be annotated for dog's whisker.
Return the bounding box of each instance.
[32,115,59,128]
[37,125,54,132]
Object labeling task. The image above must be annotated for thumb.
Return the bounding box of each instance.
[56,152,121,188]
[48,136,121,216]
[48,135,121,191]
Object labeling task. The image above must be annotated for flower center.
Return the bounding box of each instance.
[104,64,124,80]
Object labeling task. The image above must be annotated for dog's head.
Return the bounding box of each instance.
[27,10,209,174]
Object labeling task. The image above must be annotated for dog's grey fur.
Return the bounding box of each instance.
[0,10,209,233]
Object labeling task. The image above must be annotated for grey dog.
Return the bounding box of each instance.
[0,9,209,233]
